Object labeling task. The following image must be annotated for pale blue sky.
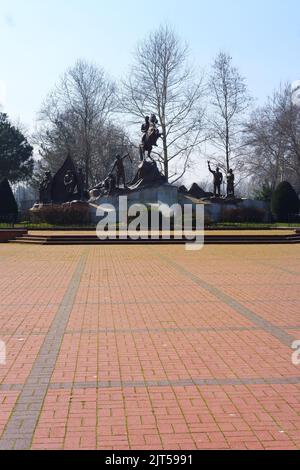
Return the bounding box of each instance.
[0,0,299,132]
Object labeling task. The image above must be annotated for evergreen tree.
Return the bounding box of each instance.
[271,181,299,222]
[0,178,18,221]
[0,113,34,183]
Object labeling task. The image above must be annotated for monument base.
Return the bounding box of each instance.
[89,184,179,224]
[90,186,270,226]
[179,194,271,224]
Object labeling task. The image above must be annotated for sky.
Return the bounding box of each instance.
[0,0,300,181]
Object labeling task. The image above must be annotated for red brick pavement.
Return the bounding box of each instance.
[0,243,299,450]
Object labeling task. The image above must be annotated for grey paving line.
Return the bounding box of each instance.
[48,376,300,390]
[1,376,300,393]
[0,300,231,308]
[1,297,300,308]
[0,331,49,337]
[1,325,300,338]
[64,326,263,334]
[0,251,88,450]
[152,251,298,348]
[0,301,214,308]
[1,326,260,336]
[0,384,23,391]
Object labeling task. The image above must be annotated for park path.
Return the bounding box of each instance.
[0,243,299,450]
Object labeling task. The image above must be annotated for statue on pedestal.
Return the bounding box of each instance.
[38,155,88,205]
[64,170,77,201]
[77,168,86,201]
[39,171,53,204]
[226,169,235,198]
[208,162,223,198]
[50,154,87,203]
[111,154,131,188]
[141,116,150,144]
[140,114,162,161]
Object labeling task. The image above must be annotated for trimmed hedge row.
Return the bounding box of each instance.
[30,204,91,226]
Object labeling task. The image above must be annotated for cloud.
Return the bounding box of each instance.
[4,14,15,28]
[0,13,16,29]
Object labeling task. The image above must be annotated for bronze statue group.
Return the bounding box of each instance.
[39,114,235,203]
[39,167,85,204]
[208,161,235,199]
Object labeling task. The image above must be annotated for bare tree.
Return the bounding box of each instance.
[120,25,207,182]
[280,85,300,190]
[208,52,252,174]
[35,60,117,186]
[243,83,300,192]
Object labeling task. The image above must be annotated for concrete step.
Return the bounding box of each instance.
[15,235,300,241]
[11,234,300,245]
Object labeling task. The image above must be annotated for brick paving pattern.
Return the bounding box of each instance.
[0,243,299,450]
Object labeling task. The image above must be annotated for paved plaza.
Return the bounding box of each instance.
[0,242,299,450]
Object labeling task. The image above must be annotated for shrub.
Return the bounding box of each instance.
[271,182,299,222]
[0,178,18,222]
[30,203,90,226]
[220,206,266,223]
[254,183,273,203]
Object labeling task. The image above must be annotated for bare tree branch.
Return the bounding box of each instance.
[208,52,252,174]
[119,25,207,182]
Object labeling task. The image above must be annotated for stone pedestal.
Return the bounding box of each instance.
[89,184,179,224]
[179,194,271,224]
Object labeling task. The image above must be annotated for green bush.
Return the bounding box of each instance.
[271,182,299,222]
[254,183,273,203]
[0,178,18,222]
[30,204,90,226]
[220,206,266,223]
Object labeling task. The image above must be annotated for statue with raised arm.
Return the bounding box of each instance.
[208,161,223,197]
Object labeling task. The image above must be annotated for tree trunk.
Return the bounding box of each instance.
[226,120,230,173]
[162,125,168,181]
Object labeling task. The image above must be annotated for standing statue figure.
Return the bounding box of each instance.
[64,169,77,201]
[227,169,235,198]
[104,173,116,195]
[140,114,161,161]
[77,168,86,201]
[39,171,53,204]
[111,154,131,188]
[208,161,223,197]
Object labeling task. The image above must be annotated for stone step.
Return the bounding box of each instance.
[15,234,300,240]
[11,234,300,245]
